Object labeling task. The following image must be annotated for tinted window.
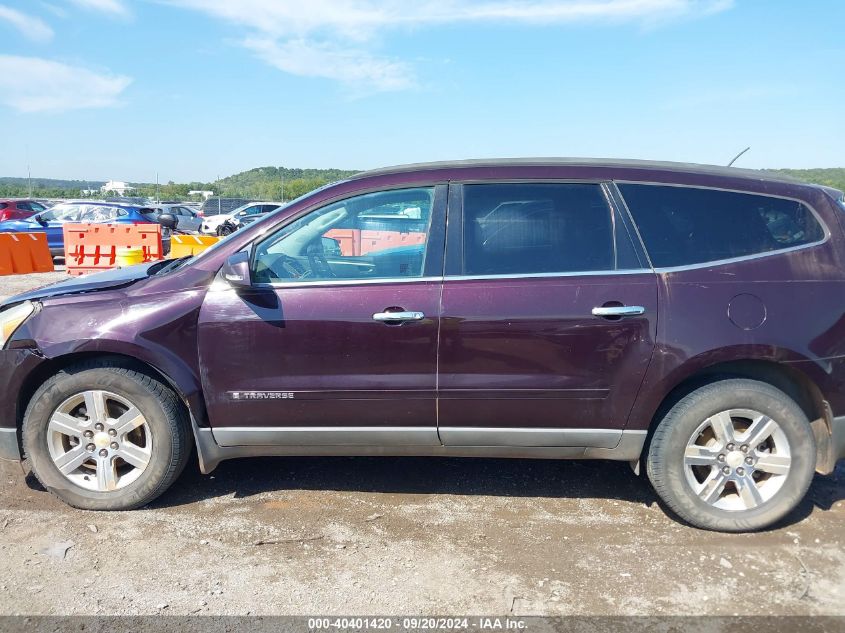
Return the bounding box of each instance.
[619,184,825,268]
[461,183,620,275]
[253,187,435,284]
[0,203,7,210]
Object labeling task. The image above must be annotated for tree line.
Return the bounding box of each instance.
[1,166,843,201]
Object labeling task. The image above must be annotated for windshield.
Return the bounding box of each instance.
[38,204,83,222]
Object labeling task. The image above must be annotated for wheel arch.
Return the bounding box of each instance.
[640,358,834,473]
[17,351,207,440]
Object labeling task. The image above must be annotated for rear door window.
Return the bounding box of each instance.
[618,184,826,268]
[79,205,124,222]
[459,183,635,276]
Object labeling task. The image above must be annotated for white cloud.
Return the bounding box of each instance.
[167,0,733,91]
[0,5,54,41]
[0,55,132,113]
[244,37,413,92]
[67,0,130,17]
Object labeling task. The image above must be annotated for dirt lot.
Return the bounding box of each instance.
[0,271,843,616]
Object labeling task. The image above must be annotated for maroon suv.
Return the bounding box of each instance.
[0,159,843,532]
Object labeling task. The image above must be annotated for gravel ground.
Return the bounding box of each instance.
[0,268,68,303]
[0,271,843,617]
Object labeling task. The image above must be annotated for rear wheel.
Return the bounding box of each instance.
[23,360,191,510]
[647,379,816,532]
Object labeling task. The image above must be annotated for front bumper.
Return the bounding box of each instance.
[0,428,20,462]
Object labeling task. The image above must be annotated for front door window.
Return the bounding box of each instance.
[252,187,435,284]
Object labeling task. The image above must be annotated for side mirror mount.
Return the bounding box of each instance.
[221,251,251,289]
[157,213,178,229]
[34,214,48,227]
[321,236,342,257]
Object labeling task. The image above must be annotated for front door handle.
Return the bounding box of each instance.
[373,310,425,324]
[592,305,646,318]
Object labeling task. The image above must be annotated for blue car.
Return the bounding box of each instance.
[0,201,169,257]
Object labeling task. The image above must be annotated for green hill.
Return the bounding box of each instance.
[1,165,842,201]
[769,168,845,191]
[212,166,358,201]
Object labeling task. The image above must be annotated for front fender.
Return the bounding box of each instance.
[12,285,209,426]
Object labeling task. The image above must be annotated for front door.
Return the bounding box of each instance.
[438,182,657,449]
[198,185,446,447]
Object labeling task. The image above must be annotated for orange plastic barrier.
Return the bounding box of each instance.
[169,234,220,258]
[324,229,426,257]
[360,230,426,255]
[63,224,163,276]
[0,232,54,276]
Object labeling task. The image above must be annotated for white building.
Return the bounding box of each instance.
[100,180,136,196]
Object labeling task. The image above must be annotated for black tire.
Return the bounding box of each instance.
[646,378,816,532]
[22,360,191,511]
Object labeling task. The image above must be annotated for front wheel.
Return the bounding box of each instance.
[217,223,236,236]
[23,360,191,510]
[647,378,816,532]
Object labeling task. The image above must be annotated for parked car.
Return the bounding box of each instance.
[0,201,172,256]
[147,204,203,234]
[0,199,48,222]
[199,197,252,219]
[1,158,843,531]
[200,202,282,235]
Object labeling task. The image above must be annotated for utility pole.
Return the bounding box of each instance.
[155,172,160,203]
[280,168,285,203]
[27,164,32,198]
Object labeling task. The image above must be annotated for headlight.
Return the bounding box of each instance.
[0,301,36,348]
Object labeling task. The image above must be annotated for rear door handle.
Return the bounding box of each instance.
[373,311,425,324]
[592,305,646,318]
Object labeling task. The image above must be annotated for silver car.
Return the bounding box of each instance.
[150,204,203,233]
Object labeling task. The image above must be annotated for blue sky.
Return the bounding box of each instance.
[0,0,842,182]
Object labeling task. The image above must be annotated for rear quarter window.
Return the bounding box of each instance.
[618,184,825,268]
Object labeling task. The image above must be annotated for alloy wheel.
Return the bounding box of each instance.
[46,390,152,492]
[683,408,792,512]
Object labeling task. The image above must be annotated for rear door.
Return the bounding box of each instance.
[438,182,658,449]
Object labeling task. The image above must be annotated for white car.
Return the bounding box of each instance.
[200,202,283,235]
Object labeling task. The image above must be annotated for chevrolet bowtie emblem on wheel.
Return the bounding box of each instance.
[229,391,295,400]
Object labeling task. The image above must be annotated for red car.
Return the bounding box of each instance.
[0,199,47,222]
